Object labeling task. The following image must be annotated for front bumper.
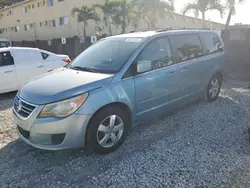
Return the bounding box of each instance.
[13,107,92,150]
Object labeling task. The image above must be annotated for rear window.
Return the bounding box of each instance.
[41,52,49,60]
[169,34,203,63]
[200,33,223,55]
[0,51,14,67]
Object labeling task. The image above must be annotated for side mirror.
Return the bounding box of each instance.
[137,60,152,73]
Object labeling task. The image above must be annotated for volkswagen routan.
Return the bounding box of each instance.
[13,30,225,154]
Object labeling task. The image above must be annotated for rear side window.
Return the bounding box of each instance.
[169,34,203,63]
[200,33,223,55]
[0,51,14,67]
[41,52,49,60]
[136,37,174,72]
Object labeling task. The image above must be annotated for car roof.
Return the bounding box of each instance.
[108,29,219,39]
[0,47,41,52]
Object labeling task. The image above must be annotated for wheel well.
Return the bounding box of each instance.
[87,102,132,132]
[214,71,223,80]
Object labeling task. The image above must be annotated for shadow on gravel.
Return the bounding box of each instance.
[1,92,250,186]
[0,91,16,111]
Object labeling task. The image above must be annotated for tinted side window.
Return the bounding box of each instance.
[41,52,49,60]
[0,51,14,67]
[200,33,223,55]
[136,37,173,73]
[169,34,203,63]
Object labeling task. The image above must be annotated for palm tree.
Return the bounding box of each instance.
[133,0,175,29]
[71,6,100,37]
[119,0,133,33]
[225,0,245,28]
[182,0,224,21]
[93,0,120,35]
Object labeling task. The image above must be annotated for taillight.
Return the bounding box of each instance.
[63,57,71,63]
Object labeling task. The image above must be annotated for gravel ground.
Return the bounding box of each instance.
[0,80,250,188]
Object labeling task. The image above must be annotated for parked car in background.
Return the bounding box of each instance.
[0,47,71,94]
[0,38,11,48]
[13,30,225,154]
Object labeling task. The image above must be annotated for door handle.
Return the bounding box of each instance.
[37,65,45,68]
[4,70,13,74]
[168,71,176,75]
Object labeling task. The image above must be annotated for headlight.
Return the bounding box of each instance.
[39,93,88,118]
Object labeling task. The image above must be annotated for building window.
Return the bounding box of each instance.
[59,16,68,25]
[44,20,48,27]
[24,24,30,31]
[15,26,20,32]
[12,9,17,16]
[47,0,54,7]
[49,20,56,27]
[23,6,28,13]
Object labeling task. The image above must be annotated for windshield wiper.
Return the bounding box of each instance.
[69,66,98,73]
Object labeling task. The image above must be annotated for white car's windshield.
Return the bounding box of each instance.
[69,37,144,74]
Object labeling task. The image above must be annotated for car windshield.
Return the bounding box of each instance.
[69,37,144,74]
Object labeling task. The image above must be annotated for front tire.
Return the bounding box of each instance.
[205,74,222,102]
[85,106,129,154]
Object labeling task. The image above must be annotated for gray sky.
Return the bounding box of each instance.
[175,0,250,25]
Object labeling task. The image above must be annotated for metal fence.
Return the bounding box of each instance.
[221,27,250,80]
[12,35,107,59]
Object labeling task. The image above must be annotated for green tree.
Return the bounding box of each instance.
[182,0,224,21]
[133,0,175,29]
[0,0,24,8]
[118,0,133,33]
[93,0,120,35]
[225,0,246,28]
[71,6,100,37]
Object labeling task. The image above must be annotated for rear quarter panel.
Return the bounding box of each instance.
[199,52,225,86]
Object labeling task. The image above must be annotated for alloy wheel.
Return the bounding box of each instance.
[97,115,124,148]
[209,78,220,99]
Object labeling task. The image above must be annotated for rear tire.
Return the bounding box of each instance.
[85,106,129,154]
[205,74,222,102]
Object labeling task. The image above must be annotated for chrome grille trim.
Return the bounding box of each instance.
[13,96,37,119]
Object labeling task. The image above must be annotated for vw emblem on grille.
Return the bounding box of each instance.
[17,99,22,112]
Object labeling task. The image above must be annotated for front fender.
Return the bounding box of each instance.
[76,77,136,122]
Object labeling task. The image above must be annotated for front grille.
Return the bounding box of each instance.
[17,125,30,139]
[13,96,36,118]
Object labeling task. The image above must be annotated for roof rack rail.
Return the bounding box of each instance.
[129,28,149,33]
[129,27,213,33]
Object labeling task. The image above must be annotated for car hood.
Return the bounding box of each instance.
[19,68,114,105]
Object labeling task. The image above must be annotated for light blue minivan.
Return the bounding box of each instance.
[13,30,225,154]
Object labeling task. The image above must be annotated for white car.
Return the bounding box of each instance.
[0,47,71,94]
